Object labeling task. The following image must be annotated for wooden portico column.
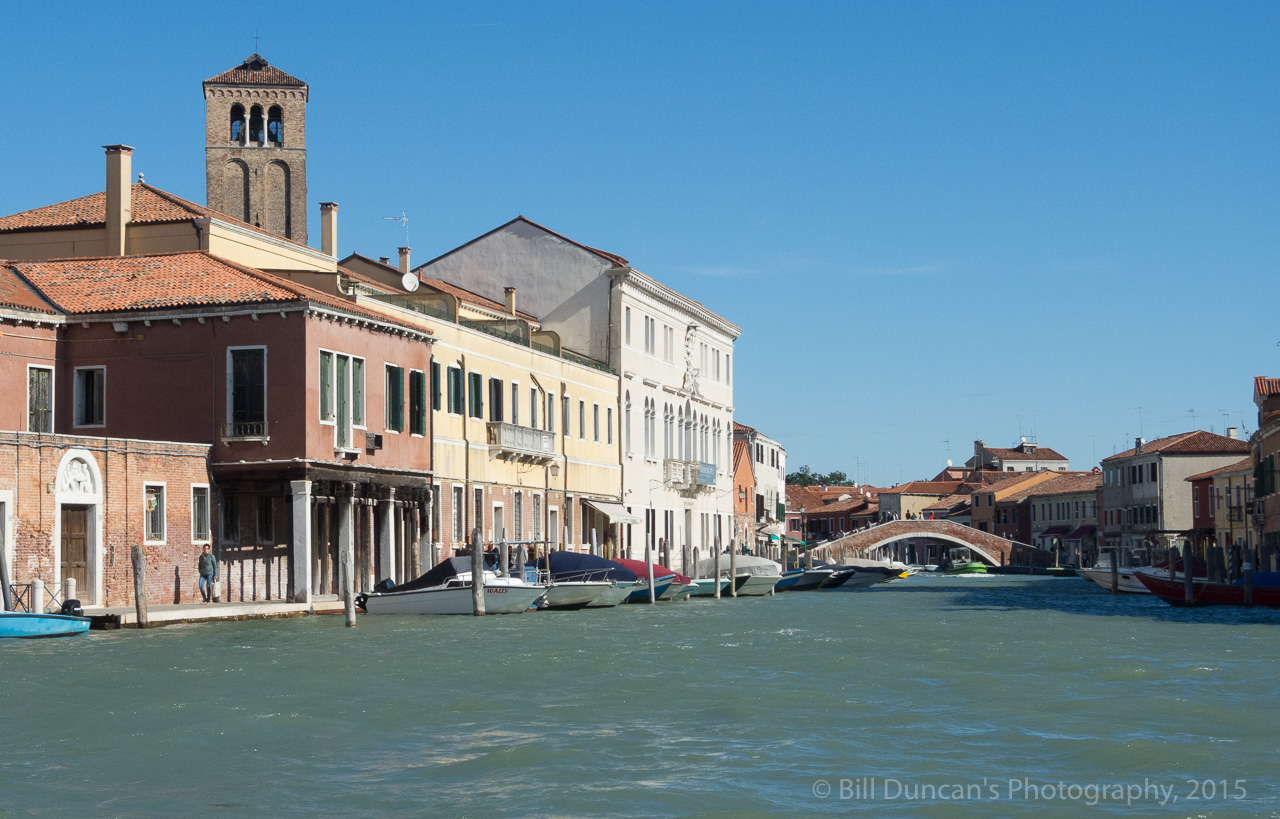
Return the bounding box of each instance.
[377,488,397,585]
[289,479,313,604]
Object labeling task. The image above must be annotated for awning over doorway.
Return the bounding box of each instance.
[1039,526,1070,537]
[582,499,641,525]
[780,533,807,544]
[1064,525,1096,541]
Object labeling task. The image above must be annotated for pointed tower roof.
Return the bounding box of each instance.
[204,54,306,88]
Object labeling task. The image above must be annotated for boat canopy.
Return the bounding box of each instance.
[697,553,782,578]
[392,556,481,593]
[612,558,688,584]
[528,551,638,582]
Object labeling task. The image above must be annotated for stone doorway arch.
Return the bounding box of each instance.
[54,449,104,606]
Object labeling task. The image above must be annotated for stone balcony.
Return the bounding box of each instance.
[664,458,716,495]
[487,422,555,464]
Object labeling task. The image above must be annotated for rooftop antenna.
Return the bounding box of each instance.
[384,211,410,246]
[1187,408,1196,430]
[942,439,951,462]
[1130,406,1144,437]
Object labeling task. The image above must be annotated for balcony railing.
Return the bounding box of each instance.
[223,420,269,441]
[1228,506,1245,522]
[487,422,555,463]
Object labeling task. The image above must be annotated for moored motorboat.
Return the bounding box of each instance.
[358,557,547,615]
[685,577,731,597]
[821,568,884,589]
[541,581,612,609]
[613,559,691,601]
[774,569,805,591]
[1079,552,1153,594]
[1135,570,1280,607]
[698,554,782,597]
[528,551,636,609]
[586,583,637,608]
[0,602,90,638]
[623,575,674,603]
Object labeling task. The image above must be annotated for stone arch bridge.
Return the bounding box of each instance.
[811,519,1052,567]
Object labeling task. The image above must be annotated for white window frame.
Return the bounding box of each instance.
[511,380,520,427]
[451,484,465,544]
[72,365,107,428]
[27,364,54,434]
[320,349,366,450]
[143,481,166,545]
[593,403,600,443]
[191,484,212,544]
[579,399,586,440]
[491,501,505,543]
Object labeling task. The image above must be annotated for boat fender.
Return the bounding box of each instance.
[59,599,83,617]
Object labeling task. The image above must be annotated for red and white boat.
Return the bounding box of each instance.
[1134,569,1280,608]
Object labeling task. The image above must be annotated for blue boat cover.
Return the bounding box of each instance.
[392,555,496,592]
[1235,571,1280,587]
[525,551,638,582]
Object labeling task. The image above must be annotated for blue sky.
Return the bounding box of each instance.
[3,1,1277,485]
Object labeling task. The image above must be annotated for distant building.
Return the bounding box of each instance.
[967,438,1069,472]
[1024,471,1104,565]
[1100,430,1251,556]
[1254,377,1280,566]
[1185,458,1254,555]
[733,422,786,549]
[784,484,878,542]
[970,471,1061,537]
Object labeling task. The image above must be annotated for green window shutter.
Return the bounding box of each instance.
[351,358,365,426]
[431,361,441,411]
[319,351,333,421]
[410,370,426,436]
[387,365,405,431]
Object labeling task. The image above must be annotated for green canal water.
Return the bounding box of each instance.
[3,575,1278,817]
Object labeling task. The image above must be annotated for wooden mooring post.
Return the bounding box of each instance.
[131,544,149,629]
[471,528,486,616]
[646,532,656,604]
[1183,541,1194,606]
[729,539,738,598]
[713,537,722,599]
[1109,547,1119,594]
[1243,554,1254,608]
[0,545,11,612]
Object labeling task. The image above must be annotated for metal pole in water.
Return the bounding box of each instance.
[471,528,486,616]
[1243,557,1253,607]
[1109,547,1119,594]
[0,545,11,612]
[131,544,149,629]
[499,528,509,579]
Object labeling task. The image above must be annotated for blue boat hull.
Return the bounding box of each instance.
[0,611,91,638]
[624,576,674,603]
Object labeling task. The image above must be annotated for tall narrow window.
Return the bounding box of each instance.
[229,103,245,143]
[351,358,365,427]
[144,484,165,543]
[74,367,105,427]
[192,486,211,543]
[248,105,265,143]
[320,351,334,421]
[228,348,266,437]
[431,362,441,412]
[447,367,464,414]
[452,485,464,542]
[489,377,504,423]
[222,495,240,543]
[579,400,586,440]
[624,306,631,346]
[468,372,483,419]
[593,404,600,443]
[386,364,405,432]
[473,487,484,538]
[335,354,350,448]
[409,370,427,436]
[530,387,539,428]
[511,383,520,426]
[547,393,555,433]
[563,395,572,438]
[514,492,523,540]
[532,494,542,541]
[606,407,613,445]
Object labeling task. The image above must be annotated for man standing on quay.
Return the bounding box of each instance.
[198,545,219,604]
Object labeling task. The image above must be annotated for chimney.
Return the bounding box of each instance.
[504,287,517,315]
[1135,437,1145,453]
[319,202,338,258]
[104,145,134,256]
[398,247,411,274]
[1227,427,1239,440]
[379,256,390,265]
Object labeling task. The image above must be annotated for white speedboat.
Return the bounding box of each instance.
[542,581,612,609]
[358,557,548,615]
[1080,553,1154,594]
[585,582,634,608]
[697,554,783,597]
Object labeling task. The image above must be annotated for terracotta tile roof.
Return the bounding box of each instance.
[732,439,748,474]
[785,484,827,512]
[1101,430,1251,462]
[985,445,1068,461]
[922,492,972,512]
[204,54,306,88]
[1022,471,1103,499]
[878,480,963,496]
[0,183,317,255]
[1185,457,1254,482]
[0,268,58,314]
[1254,376,1280,397]
[733,421,755,434]
[3,252,428,332]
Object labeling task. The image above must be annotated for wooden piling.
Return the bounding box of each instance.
[1243,555,1253,608]
[1183,541,1194,605]
[499,529,509,579]
[471,528,486,616]
[1109,547,1119,594]
[0,545,11,612]
[131,544,149,629]
[646,531,656,604]
[729,539,738,598]
[713,539,721,599]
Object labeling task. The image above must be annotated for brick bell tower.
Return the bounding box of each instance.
[203,54,308,243]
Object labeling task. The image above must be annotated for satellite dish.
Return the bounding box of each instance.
[401,273,419,293]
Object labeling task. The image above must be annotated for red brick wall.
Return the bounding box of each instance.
[0,432,212,608]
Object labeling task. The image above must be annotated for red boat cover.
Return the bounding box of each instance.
[613,558,690,584]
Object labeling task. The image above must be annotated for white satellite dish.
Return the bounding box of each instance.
[401,273,419,293]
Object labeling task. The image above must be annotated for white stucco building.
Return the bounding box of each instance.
[416,217,740,572]
[733,422,787,544]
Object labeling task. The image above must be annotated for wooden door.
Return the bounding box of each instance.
[61,506,89,591]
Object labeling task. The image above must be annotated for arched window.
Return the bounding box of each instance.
[677,407,684,460]
[267,105,284,145]
[229,104,245,144]
[248,105,265,144]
